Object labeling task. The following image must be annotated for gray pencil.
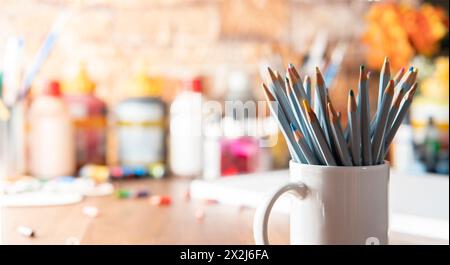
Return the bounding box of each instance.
[303,99,337,166]
[393,67,406,86]
[263,84,304,163]
[384,83,417,153]
[371,80,394,163]
[328,103,353,166]
[348,90,361,166]
[291,123,320,165]
[316,67,333,146]
[267,68,304,140]
[385,88,406,136]
[304,75,312,104]
[396,67,417,93]
[378,57,391,112]
[285,77,316,152]
[358,65,372,165]
[287,65,310,102]
[370,65,409,136]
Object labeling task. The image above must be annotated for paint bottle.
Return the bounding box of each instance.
[115,71,165,170]
[170,77,204,177]
[29,81,75,178]
[63,64,107,168]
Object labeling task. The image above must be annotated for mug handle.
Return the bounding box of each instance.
[253,182,308,245]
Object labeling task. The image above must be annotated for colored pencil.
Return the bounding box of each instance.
[303,99,337,166]
[378,57,391,111]
[261,63,417,167]
[348,90,361,166]
[285,77,316,152]
[304,75,312,104]
[328,103,352,166]
[262,84,303,163]
[384,83,417,153]
[371,80,394,163]
[291,123,320,165]
[315,67,333,146]
[358,65,372,165]
[393,67,406,86]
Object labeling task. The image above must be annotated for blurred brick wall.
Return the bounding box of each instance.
[0,0,372,104]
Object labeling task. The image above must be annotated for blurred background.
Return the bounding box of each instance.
[0,0,448,244]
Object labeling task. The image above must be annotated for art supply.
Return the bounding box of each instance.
[327,103,352,166]
[378,57,391,114]
[384,84,418,153]
[170,77,204,177]
[262,60,417,166]
[285,76,315,153]
[303,75,312,103]
[135,189,150,198]
[372,80,395,163]
[2,37,24,106]
[116,189,131,199]
[28,81,75,178]
[63,64,107,168]
[302,100,336,166]
[115,71,165,169]
[386,88,406,136]
[291,124,319,165]
[19,9,70,101]
[314,67,332,146]
[82,205,99,218]
[79,163,165,181]
[17,226,35,238]
[358,65,372,165]
[262,84,301,163]
[348,90,361,166]
[148,195,171,206]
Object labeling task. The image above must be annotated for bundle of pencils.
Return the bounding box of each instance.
[262,58,417,166]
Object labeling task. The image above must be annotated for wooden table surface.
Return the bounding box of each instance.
[0,178,443,245]
[1,178,290,245]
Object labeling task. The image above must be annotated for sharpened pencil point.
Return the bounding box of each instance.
[409,66,414,72]
[348,89,357,112]
[384,80,395,95]
[262,83,275,101]
[290,123,296,131]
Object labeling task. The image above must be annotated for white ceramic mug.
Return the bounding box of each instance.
[254,161,389,245]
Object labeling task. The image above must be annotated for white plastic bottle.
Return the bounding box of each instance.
[169,77,203,177]
[29,81,76,179]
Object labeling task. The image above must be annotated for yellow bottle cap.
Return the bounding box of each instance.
[63,64,96,94]
[128,71,163,98]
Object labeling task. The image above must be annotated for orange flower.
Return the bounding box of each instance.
[363,3,448,70]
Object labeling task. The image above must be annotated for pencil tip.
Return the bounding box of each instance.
[384,56,389,63]
[360,64,365,71]
[262,83,275,101]
[290,123,296,132]
[385,80,395,95]
[408,66,414,72]
[349,89,354,97]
